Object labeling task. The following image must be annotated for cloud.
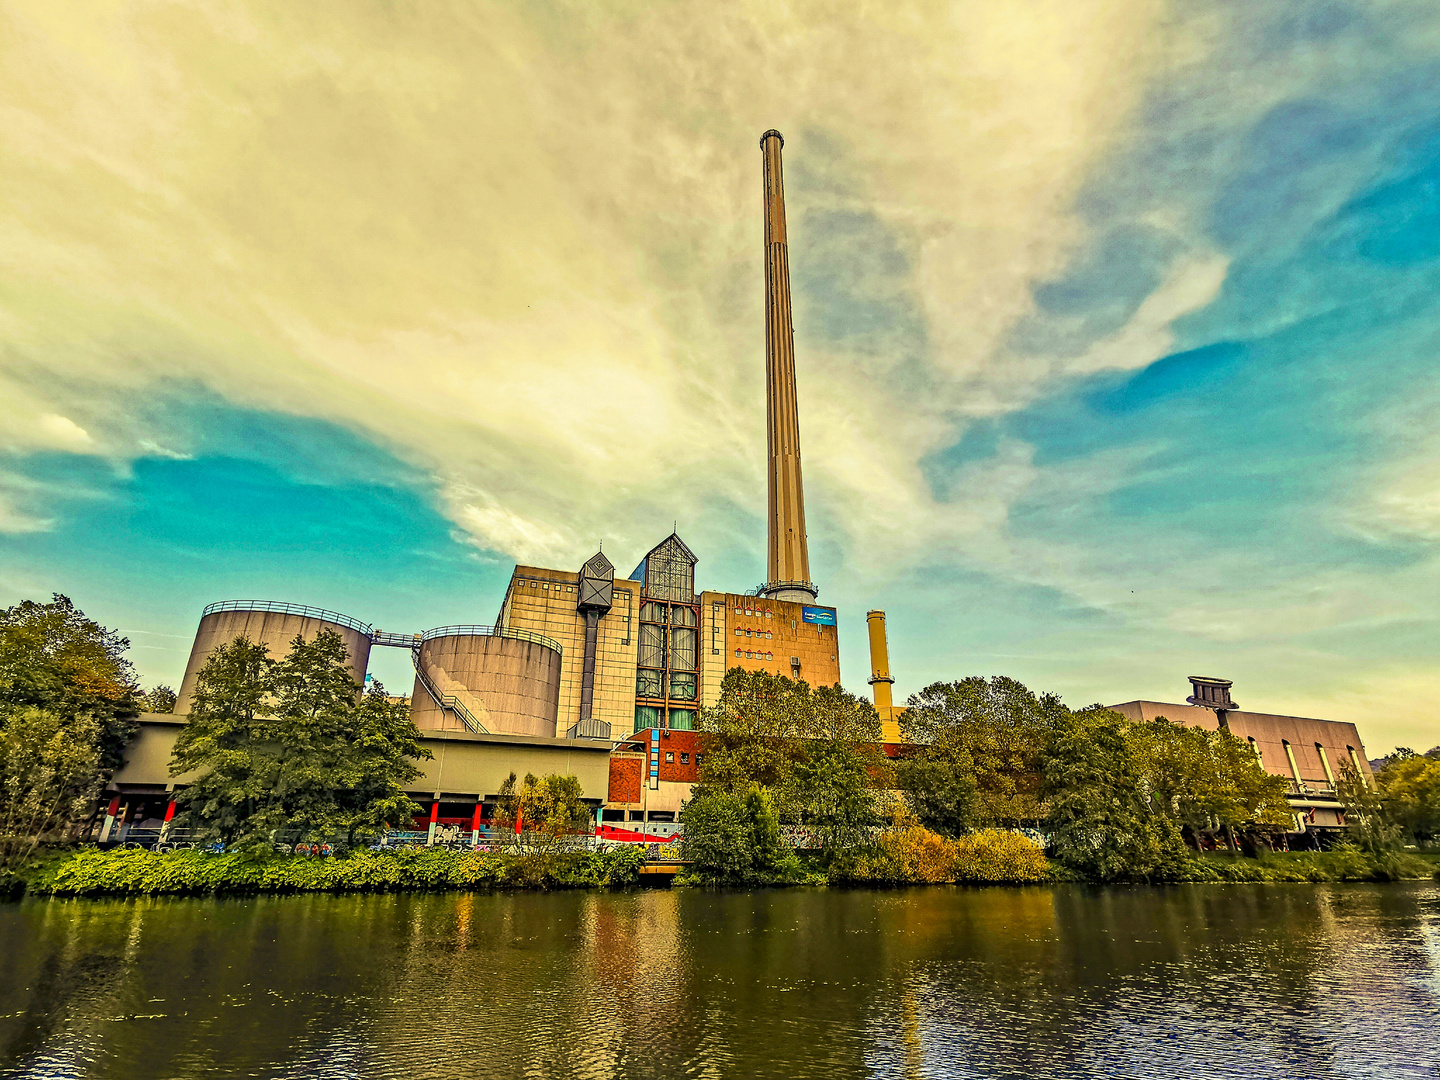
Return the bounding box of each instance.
[0,0,1184,570]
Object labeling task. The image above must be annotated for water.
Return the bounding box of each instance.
[1,883,1437,1079]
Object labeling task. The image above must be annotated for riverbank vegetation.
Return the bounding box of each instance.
[24,844,647,897]
[681,670,1438,887]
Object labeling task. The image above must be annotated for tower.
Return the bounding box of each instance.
[759,129,817,604]
[866,610,895,718]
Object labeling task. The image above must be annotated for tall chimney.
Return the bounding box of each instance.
[759,130,816,604]
[866,610,894,717]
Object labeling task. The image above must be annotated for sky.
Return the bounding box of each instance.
[3,1,1440,754]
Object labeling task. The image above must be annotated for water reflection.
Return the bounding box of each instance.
[1,884,1436,1079]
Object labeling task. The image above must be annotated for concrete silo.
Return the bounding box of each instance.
[411,626,562,738]
[174,601,373,714]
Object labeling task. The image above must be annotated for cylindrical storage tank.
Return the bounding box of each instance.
[175,601,373,714]
[411,627,562,738]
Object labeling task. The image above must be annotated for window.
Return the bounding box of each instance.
[670,627,698,671]
[638,623,665,668]
[670,606,696,627]
[734,649,741,657]
[636,669,663,697]
[628,810,645,821]
[669,709,695,730]
[680,753,689,764]
[695,753,703,765]
[633,705,661,732]
[669,672,697,700]
[665,752,675,763]
[542,582,549,589]
[641,601,668,623]
[766,611,772,619]
[647,811,675,823]
[765,631,772,639]
[734,628,742,636]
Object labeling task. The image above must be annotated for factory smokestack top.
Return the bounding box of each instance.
[760,130,816,603]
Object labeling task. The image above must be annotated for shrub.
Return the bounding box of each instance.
[951,829,1050,883]
[24,844,646,898]
[841,823,1049,885]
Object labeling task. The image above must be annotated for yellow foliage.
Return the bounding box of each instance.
[848,817,1049,885]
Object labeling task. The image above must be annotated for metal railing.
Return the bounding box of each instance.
[421,624,562,654]
[409,648,490,735]
[201,600,373,635]
[1286,780,1338,798]
[371,631,422,648]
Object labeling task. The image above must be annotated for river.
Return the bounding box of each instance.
[1,882,1437,1079]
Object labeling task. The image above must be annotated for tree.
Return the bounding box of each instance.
[492,772,590,851]
[0,595,139,769]
[696,668,884,855]
[0,707,102,870]
[170,630,430,851]
[899,676,1064,826]
[1134,719,1292,849]
[894,751,979,838]
[139,685,177,714]
[169,637,278,849]
[679,785,784,883]
[1373,753,1440,846]
[1041,707,1188,882]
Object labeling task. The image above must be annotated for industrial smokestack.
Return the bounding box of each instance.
[759,129,816,604]
[866,610,895,717]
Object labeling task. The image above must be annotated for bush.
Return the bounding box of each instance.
[1178,847,1436,883]
[951,829,1050,883]
[680,786,784,884]
[23,844,646,898]
[841,824,1049,885]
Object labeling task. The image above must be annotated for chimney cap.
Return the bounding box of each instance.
[760,129,784,149]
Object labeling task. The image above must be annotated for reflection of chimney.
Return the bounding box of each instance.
[866,610,894,718]
[759,129,816,604]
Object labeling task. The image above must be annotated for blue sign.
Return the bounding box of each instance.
[802,607,837,626]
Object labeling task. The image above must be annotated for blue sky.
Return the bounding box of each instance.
[3,1,1440,750]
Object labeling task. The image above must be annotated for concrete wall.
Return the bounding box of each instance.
[107,718,613,804]
[175,607,372,714]
[501,566,640,736]
[412,632,562,738]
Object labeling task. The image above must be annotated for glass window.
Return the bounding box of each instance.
[671,627,698,671]
[670,605,696,626]
[669,672,697,700]
[628,810,644,821]
[640,601,668,623]
[670,709,695,731]
[633,705,661,732]
[665,752,675,763]
[680,753,689,764]
[638,623,665,668]
[636,669,663,697]
[647,811,676,823]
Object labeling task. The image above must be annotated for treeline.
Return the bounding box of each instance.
[682,670,1314,884]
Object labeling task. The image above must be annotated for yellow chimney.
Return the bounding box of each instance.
[867,610,902,742]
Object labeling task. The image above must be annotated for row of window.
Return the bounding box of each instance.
[737,650,773,660]
[636,670,697,700]
[634,705,696,731]
[517,578,632,600]
[736,628,773,639]
[734,607,774,619]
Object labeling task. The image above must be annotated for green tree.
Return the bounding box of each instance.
[899,676,1064,826]
[1371,751,1440,846]
[139,685,177,714]
[679,785,784,883]
[492,772,590,851]
[894,750,979,838]
[1041,706,1188,882]
[0,707,103,870]
[169,637,278,849]
[696,668,884,855]
[0,595,139,769]
[1135,719,1292,849]
[170,630,429,851]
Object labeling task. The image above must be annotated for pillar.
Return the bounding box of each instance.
[427,799,439,846]
[470,801,483,848]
